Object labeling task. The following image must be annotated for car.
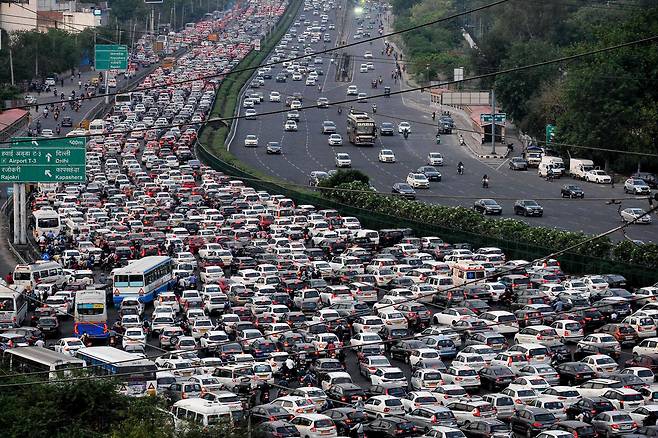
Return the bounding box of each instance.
[266,142,282,154]
[364,418,418,438]
[380,122,395,135]
[621,208,652,224]
[289,413,337,438]
[244,135,259,147]
[347,85,358,95]
[378,149,396,163]
[624,178,651,195]
[54,337,84,355]
[509,407,558,437]
[317,97,329,108]
[398,122,411,134]
[473,199,502,215]
[363,394,405,419]
[561,184,584,198]
[509,156,528,170]
[269,91,281,102]
[566,397,616,422]
[309,171,330,186]
[406,173,430,189]
[322,121,337,134]
[479,365,516,391]
[392,183,416,199]
[335,153,351,168]
[631,172,658,188]
[427,152,444,166]
[585,169,612,184]
[590,411,638,436]
[364,51,373,59]
[417,166,442,181]
[514,200,544,217]
[328,134,343,146]
[284,120,298,131]
[357,92,367,102]
[245,108,257,119]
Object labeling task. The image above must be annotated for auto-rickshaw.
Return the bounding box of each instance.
[384,86,391,97]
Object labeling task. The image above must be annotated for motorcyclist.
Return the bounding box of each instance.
[301,371,316,386]
[337,106,342,114]
[482,174,489,188]
[457,162,464,175]
[371,104,377,113]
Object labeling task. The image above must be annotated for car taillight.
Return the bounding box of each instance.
[516,399,522,404]
[384,408,390,412]
[611,424,620,430]
[473,409,481,417]
[181,392,187,399]
[532,422,541,428]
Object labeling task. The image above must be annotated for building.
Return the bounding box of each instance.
[0,0,39,33]
[0,0,101,33]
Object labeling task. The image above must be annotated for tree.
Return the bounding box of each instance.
[317,169,370,188]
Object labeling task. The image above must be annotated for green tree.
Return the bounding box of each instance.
[318,169,370,188]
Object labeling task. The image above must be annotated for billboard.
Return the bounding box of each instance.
[441,92,490,106]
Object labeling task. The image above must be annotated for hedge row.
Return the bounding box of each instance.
[326,181,658,268]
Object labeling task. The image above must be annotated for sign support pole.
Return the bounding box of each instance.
[104,70,109,104]
[19,184,27,245]
[12,183,19,245]
[491,89,496,155]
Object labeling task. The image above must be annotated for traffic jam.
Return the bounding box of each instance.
[2,0,658,437]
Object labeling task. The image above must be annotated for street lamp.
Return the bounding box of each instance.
[426,63,430,84]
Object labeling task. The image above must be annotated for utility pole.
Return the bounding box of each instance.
[9,43,15,86]
[491,89,496,154]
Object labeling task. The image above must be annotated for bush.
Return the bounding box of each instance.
[317,170,369,188]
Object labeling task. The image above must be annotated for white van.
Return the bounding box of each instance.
[356,229,380,245]
[13,261,67,288]
[0,285,28,327]
[32,209,62,238]
[171,398,233,429]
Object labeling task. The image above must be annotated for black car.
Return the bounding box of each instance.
[266,141,282,154]
[556,361,597,385]
[366,383,408,398]
[275,74,287,82]
[326,383,367,405]
[61,116,73,127]
[390,339,427,362]
[555,421,598,438]
[254,421,299,438]
[479,365,515,391]
[251,404,292,424]
[36,316,59,338]
[473,198,503,215]
[605,373,647,391]
[510,407,558,437]
[514,199,544,217]
[392,183,416,200]
[380,122,395,135]
[325,408,368,436]
[601,274,628,288]
[561,184,584,198]
[364,418,418,438]
[461,419,511,438]
[566,397,615,423]
[509,156,528,170]
[417,166,442,181]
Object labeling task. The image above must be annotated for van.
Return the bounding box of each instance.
[171,398,233,429]
[356,229,380,245]
[13,261,67,289]
[0,286,28,327]
[426,275,454,291]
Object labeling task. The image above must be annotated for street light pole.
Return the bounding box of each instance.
[491,89,496,155]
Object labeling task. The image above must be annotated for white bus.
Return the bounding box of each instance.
[4,346,84,380]
[115,92,132,105]
[0,285,27,327]
[13,261,67,289]
[111,256,174,306]
[88,118,106,135]
[74,289,109,339]
[32,209,62,238]
[75,346,157,396]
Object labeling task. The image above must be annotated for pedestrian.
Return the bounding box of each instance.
[78,80,82,90]
[60,78,64,87]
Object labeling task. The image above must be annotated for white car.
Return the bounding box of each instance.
[432,307,476,326]
[357,92,367,102]
[370,367,407,386]
[269,91,281,102]
[514,325,559,345]
[620,367,655,385]
[398,122,411,133]
[452,352,487,371]
[271,396,317,415]
[378,149,396,163]
[305,77,316,86]
[441,366,480,390]
[551,319,584,343]
[328,134,343,146]
[122,327,146,349]
[245,108,257,119]
[585,169,612,183]
[352,316,385,333]
[406,172,430,188]
[335,153,351,168]
[244,135,258,147]
[350,332,384,350]
[508,376,551,393]
[401,391,442,412]
[364,51,373,59]
[364,395,405,419]
[427,152,444,166]
[621,207,652,224]
[284,120,298,131]
[54,337,84,356]
[632,337,658,356]
[347,85,358,95]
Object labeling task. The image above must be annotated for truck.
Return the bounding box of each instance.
[569,158,595,180]
[538,156,565,177]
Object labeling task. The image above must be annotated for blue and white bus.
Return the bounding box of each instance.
[75,346,157,396]
[111,256,174,306]
[74,289,109,339]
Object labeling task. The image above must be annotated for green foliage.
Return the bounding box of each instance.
[318,170,370,188]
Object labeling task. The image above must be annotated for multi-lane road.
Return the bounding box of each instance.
[227,0,657,243]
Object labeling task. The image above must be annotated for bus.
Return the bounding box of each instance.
[185,22,196,30]
[162,57,176,70]
[75,346,157,396]
[111,256,174,305]
[4,346,84,380]
[13,261,67,289]
[115,92,132,105]
[74,289,109,339]
[32,209,61,238]
[347,112,376,146]
[0,284,27,327]
[88,119,105,135]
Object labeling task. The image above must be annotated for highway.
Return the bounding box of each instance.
[227,0,658,243]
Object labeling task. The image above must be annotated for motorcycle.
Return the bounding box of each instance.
[482,178,489,188]
[403,130,409,139]
[371,105,377,113]
[435,134,441,144]
[458,165,464,175]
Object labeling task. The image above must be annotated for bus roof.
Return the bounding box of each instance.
[76,346,156,368]
[7,346,85,367]
[75,289,106,302]
[32,209,60,218]
[112,256,172,275]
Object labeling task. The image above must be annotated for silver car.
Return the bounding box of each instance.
[591,411,637,436]
[406,406,457,431]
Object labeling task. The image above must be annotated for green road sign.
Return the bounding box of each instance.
[480,113,507,123]
[95,44,129,70]
[0,137,86,183]
[546,124,556,144]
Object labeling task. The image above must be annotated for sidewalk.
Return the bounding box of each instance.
[382,13,521,160]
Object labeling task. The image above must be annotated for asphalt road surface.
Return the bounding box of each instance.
[228,0,658,243]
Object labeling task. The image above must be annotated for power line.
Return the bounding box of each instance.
[3,0,514,112]
[0,203,655,385]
